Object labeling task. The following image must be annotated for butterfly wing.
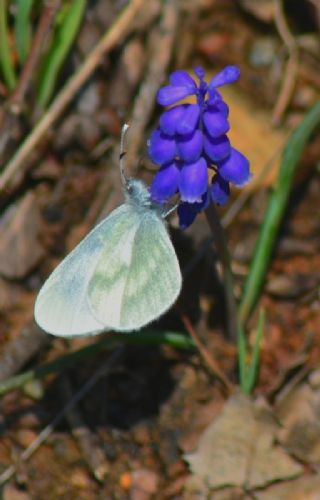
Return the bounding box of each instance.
[88,210,182,331]
[34,204,139,336]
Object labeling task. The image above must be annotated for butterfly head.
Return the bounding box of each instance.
[125,177,152,207]
[124,178,167,218]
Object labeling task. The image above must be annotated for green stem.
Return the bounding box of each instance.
[0,331,194,395]
[0,0,16,90]
[37,0,86,109]
[205,204,238,342]
[14,0,33,64]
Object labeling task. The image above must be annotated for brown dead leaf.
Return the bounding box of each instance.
[255,474,320,500]
[185,393,302,491]
[0,192,44,279]
[276,381,320,464]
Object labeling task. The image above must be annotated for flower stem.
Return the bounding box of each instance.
[205,203,238,342]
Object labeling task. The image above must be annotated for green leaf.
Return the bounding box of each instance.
[37,0,86,109]
[239,101,320,325]
[0,0,16,90]
[238,309,265,395]
[14,0,34,64]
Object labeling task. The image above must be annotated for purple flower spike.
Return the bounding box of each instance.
[159,105,186,136]
[178,191,209,229]
[203,106,230,138]
[177,129,203,162]
[215,99,229,117]
[204,134,230,162]
[177,202,198,229]
[157,70,197,106]
[176,104,200,135]
[209,65,240,88]
[148,65,251,228]
[218,147,251,187]
[157,86,194,106]
[148,129,176,165]
[210,175,230,205]
[194,66,205,79]
[169,70,197,89]
[179,157,208,203]
[150,161,180,202]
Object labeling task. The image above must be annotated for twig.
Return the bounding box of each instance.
[0,0,144,192]
[205,204,238,343]
[0,348,123,485]
[180,312,234,395]
[125,0,179,171]
[272,0,299,125]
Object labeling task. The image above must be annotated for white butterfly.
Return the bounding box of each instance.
[34,126,182,337]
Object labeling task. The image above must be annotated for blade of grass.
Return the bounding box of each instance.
[237,322,248,392]
[243,308,265,394]
[238,309,265,394]
[37,0,86,110]
[0,330,194,395]
[14,0,34,64]
[239,101,320,325]
[0,0,16,90]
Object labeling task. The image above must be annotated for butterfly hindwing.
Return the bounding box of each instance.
[88,210,182,331]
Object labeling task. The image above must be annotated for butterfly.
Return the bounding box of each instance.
[34,126,182,336]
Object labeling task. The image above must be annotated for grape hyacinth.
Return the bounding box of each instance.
[148,66,251,228]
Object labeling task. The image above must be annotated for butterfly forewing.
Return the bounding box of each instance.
[34,205,137,336]
[88,210,181,331]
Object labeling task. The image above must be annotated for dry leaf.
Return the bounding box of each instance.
[276,382,320,464]
[185,393,302,490]
[255,474,320,500]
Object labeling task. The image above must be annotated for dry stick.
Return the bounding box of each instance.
[272,0,299,125]
[0,347,123,486]
[60,374,110,482]
[125,0,179,170]
[180,313,234,395]
[0,0,144,192]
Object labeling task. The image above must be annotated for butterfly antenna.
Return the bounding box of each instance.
[119,123,129,186]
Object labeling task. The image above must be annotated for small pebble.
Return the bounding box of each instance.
[249,37,277,67]
[131,469,159,500]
